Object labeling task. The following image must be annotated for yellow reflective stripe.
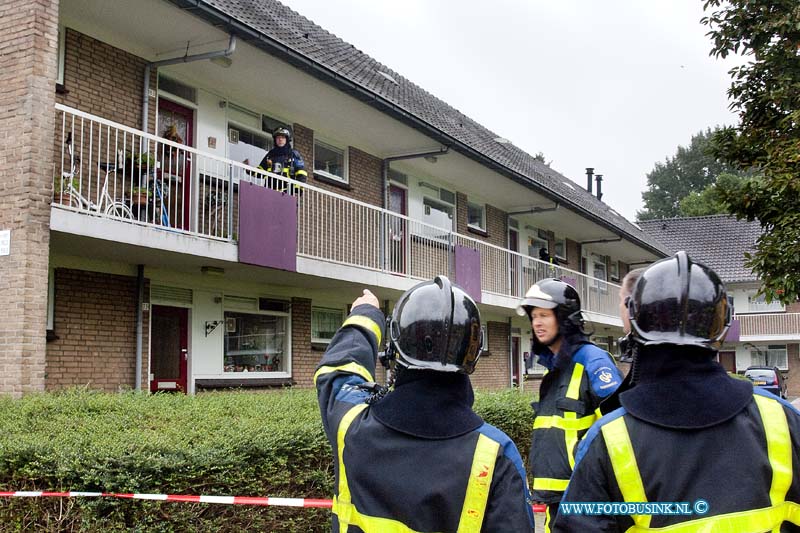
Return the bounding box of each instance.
[754,394,792,506]
[342,315,383,346]
[532,477,570,491]
[533,414,597,431]
[566,362,584,399]
[314,362,374,386]
[602,416,651,529]
[564,412,579,469]
[334,403,369,533]
[333,499,426,533]
[625,501,800,532]
[544,504,553,533]
[457,434,500,532]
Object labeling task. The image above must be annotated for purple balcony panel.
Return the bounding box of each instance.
[726,318,741,343]
[238,181,297,272]
[560,276,577,288]
[454,245,481,303]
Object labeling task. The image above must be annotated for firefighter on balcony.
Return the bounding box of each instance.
[250,126,307,194]
[517,278,622,531]
[553,251,800,532]
[315,276,535,532]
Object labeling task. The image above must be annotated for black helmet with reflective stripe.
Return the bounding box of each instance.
[628,251,731,350]
[516,278,583,328]
[272,126,291,142]
[389,276,483,374]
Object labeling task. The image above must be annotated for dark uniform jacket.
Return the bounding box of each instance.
[315,304,535,532]
[257,145,307,182]
[554,347,800,532]
[529,339,622,503]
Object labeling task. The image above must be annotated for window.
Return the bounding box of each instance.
[312,307,344,343]
[748,293,785,313]
[527,232,548,259]
[480,325,489,352]
[422,197,454,230]
[750,344,788,370]
[228,124,270,169]
[223,295,289,373]
[592,253,607,281]
[554,237,567,262]
[468,202,486,232]
[609,260,620,282]
[314,139,347,182]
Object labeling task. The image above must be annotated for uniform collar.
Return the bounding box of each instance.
[620,346,753,429]
[370,369,483,439]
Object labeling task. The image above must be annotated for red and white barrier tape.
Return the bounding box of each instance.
[0,491,546,513]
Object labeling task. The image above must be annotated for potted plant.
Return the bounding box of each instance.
[130,186,151,205]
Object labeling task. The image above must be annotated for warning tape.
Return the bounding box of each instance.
[0,491,546,513]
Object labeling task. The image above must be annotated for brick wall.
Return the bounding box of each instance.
[471,321,510,390]
[565,239,581,272]
[290,297,315,387]
[455,193,508,249]
[293,123,384,208]
[46,268,150,392]
[56,28,156,132]
[0,0,59,396]
[787,301,800,313]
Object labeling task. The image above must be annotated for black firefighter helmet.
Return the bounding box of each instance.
[516,278,584,330]
[272,126,291,143]
[388,276,483,374]
[628,251,731,351]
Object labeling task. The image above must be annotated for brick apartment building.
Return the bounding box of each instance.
[1,0,672,396]
[640,216,800,397]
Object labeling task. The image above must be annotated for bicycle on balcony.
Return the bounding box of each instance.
[59,132,134,220]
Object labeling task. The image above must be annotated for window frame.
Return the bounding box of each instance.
[554,237,567,263]
[313,138,348,183]
[750,344,788,371]
[222,295,291,376]
[747,293,786,313]
[467,201,487,232]
[311,306,345,344]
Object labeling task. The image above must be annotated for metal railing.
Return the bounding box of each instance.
[736,313,800,337]
[53,104,620,316]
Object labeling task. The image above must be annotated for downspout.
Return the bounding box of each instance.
[141,34,237,133]
[508,317,515,389]
[135,264,144,391]
[380,147,449,270]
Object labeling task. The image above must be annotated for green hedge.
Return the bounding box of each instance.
[0,388,535,532]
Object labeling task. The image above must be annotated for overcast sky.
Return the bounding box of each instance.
[283,0,741,222]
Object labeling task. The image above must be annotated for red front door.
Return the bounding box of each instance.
[509,228,519,296]
[387,185,407,273]
[718,350,736,373]
[511,336,521,387]
[150,305,188,393]
[157,99,194,230]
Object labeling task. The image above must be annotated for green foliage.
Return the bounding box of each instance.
[0,388,535,532]
[637,128,746,221]
[702,0,800,303]
[678,173,745,217]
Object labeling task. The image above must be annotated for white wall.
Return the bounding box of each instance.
[195,88,228,159]
[191,289,225,375]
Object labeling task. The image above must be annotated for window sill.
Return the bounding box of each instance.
[195,377,294,389]
[313,171,350,190]
[467,226,488,238]
[311,342,332,351]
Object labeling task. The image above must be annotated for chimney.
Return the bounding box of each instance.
[595,174,603,202]
[585,168,594,194]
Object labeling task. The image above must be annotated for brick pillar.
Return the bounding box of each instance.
[0,0,60,396]
[291,297,315,387]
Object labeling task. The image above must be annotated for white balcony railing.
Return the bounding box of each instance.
[53,104,621,317]
[736,313,800,338]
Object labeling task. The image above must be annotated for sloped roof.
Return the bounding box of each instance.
[638,215,762,283]
[169,0,669,257]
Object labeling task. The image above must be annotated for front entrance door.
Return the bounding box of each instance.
[387,184,407,274]
[157,99,194,230]
[718,350,736,373]
[511,336,521,388]
[150,305,188,393]
[509,227,519,296]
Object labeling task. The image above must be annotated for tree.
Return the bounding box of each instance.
[702,0,800,304]
[678,173,746,217]
[636,128,743,221]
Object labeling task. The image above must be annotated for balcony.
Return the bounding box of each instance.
[52,104,621,319]
[735,313,800,341]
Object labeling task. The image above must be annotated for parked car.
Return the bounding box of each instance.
[744,366,788,399]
